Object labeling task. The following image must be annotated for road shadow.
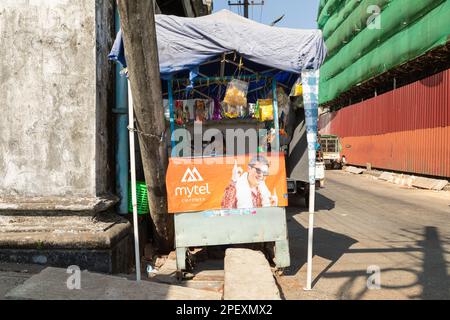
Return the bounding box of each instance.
[330,226,450,300]
[415,226,450,299]
[283,215,358,279]
[282,217,450,299]
[288,191,336,212]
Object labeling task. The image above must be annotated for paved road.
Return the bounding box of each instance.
[278,170,450,300]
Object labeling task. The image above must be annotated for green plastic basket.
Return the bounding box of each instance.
[128,181,150,215]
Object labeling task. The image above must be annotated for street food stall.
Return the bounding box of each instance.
[110,10,326,288]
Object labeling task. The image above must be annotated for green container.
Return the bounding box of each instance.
[128,181,150,215]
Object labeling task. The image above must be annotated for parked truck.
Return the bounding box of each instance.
[320,134,346,169]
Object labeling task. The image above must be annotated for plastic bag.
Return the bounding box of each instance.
[175,100,185,126]
[194,100,208,123]
[223,104,248,119]
[257,99,274,122]
[224,104,239,119]
[290,77,303,97]
[223,79,249,106]
[212,98,223,121]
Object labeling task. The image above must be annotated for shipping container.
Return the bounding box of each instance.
[319,68,450,178]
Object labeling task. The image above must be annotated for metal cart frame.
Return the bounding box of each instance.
[166,75,291,274]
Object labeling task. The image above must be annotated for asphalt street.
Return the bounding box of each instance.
[278,170,450,300]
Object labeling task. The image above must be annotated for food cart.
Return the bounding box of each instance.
[110,10,326,288]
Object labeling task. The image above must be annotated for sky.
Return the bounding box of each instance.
[213,0,320,29]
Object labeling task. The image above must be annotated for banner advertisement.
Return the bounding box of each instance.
[166,153,288,214]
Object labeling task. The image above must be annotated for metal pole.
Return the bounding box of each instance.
[244,0,249,18]
[128,81,141,282]
[301,70,319,291]
[305,184,316,290]
[114,7,129,215]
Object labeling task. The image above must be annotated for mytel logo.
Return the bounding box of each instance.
[176,167,211,198]
[181,167,204,183]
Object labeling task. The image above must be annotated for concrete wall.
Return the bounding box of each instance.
[0,0,114,199]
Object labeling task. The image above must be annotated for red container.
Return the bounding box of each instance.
[319,69,450,178]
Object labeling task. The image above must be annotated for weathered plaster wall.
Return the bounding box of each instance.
[0,0,114,198]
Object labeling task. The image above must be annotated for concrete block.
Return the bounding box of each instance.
[405,176,416,188]
[152,254,179,285]
[379,172,394,182]
[345,166,366,175]
[224,249,280,300]
[5,267,221,300]
[412,177,449,191]
[432,180,449,191]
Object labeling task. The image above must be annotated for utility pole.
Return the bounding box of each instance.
[244,0,248,18]
[117,0,174,253]
[228,0,264,18]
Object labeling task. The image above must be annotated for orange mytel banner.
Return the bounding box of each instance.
[166,153,288,214]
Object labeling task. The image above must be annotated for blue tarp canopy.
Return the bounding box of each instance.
[109,9,327,79]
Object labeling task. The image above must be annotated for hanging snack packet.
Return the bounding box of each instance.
[224,104,239,119]
[194,100,208,123]
[257,99,274,122]
[290,77,303,97]
[223,79,249,106]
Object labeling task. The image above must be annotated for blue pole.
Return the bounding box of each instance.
[114,8,129,215]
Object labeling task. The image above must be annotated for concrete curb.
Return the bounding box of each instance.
[0,213,133,273]
[5,267,222,300]
[0,195,119,215]
[344,166,449,191]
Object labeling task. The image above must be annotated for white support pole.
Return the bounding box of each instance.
[305,183,316,290]
[128,80,141,282]
[301,69,319,291]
